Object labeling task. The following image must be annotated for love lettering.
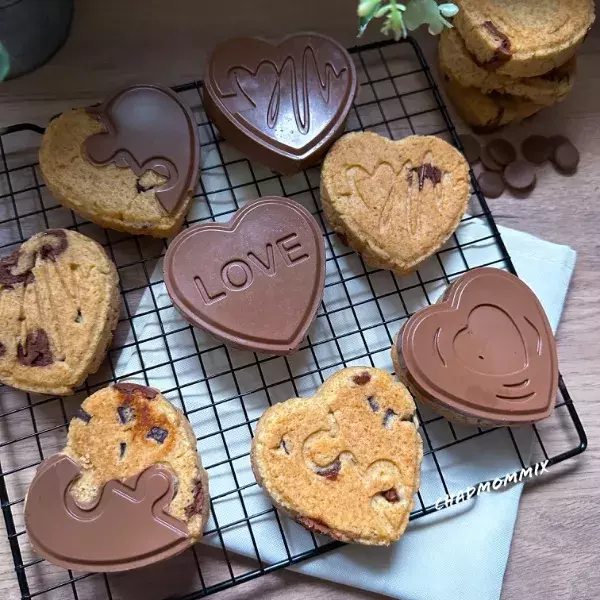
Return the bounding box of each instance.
[194,233,309,305]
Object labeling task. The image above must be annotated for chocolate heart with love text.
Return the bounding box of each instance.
[163,197,325,355]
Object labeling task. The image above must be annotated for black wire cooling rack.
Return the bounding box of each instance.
[0,37,587,600]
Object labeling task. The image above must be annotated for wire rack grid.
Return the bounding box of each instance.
[0,37,587,600]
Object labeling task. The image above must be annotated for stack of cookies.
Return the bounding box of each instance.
[439,0,595,131]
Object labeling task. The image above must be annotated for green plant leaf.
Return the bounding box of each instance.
[0,42,9,82]
[358,0,383,36]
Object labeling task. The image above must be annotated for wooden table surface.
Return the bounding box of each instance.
[0,2,598,599]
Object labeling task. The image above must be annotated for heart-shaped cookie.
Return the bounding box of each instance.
[393,268,558,425]
[204,33,357,174]
[321,131,470,275]
[251,367,422,545]
[39,85,200,238]
[163,197,325,355]
[25,383,209,572]
[0,230,119,395]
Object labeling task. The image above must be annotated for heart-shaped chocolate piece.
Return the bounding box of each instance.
[163,197,325,355]
[397,268,558,424]
[203,33,357,174]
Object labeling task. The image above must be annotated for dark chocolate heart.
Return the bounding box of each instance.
[204,33,357,174]
[163,197,325,355]
[400,268,558,423]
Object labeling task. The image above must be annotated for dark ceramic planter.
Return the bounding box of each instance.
[0,0,74,80]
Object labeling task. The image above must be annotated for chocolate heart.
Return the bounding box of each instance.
[85,85,200,214]
[163,197,325,355]
[25,455,190,572]
[399,268,558,424]
[203,33,357,174]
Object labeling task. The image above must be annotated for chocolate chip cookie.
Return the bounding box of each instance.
[439,28,576,106]
[453,0,594,78]
[24,383,209,572]
[0,229,119,396]
[39,85,200,238]
[251,367,423,545]
[320,131,470,275]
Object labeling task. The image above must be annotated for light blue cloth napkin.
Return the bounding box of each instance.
[286,222,576,600]
[112,218,575,600]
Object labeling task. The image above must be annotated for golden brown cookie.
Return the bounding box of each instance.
[24,383,209,572]
[0,229,119,396]
[439,28,576,106]
[320,132,470,275]
[39,85,200,238]
[440,72,544,133]
[453,0,594,78]
[251,367,422,545]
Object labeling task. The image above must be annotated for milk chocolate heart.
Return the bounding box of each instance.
[203,33,357,174]
[396,268,558,424]
[163,197,325,355]
[25,456,190,572]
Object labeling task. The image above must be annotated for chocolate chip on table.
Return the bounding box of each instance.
[75,408,92,423]
[367,396,380,412]
[117,404,135,424]
[477,171,505,199]
[480,145,503,172]
[314,459,341,480]
[549,134,570,150]
[458,134,481,165]
[521,135,552,165]
[552,139,580,174]
[382,488,400,503]
[486,139,516,167]
[352,372,371,386]
[147,426,168,443]
[504,160,537,191]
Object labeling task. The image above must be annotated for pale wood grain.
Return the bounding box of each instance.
[0,1,598,599]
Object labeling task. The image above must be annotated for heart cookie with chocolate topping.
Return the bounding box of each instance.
[392,268,559,426]
[321,132,470,275]
[39,85,200,238]
[24,383,209,572]
[251,367,422,545]
[0,229,119,396]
